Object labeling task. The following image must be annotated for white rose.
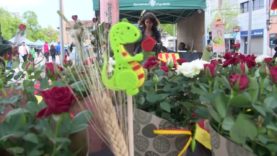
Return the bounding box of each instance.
[255,55,270,63]
[176,59,208,78]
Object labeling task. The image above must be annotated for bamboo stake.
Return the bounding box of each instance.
[127,95,134,156]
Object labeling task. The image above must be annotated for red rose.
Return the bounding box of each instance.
[72,15,78,21]
[204,63,216,77]
[270,66,277,84]
[141,36,157,52]
[36,86,75,118]
[143,56,159,69]
[243,55,256,68]
[18,24,26,31]
[240,63,246,74]
[264,58,273,64]
[45,62,63,79]
[176,58,186,65]
[160,65,169,72]
[229,74,249,91]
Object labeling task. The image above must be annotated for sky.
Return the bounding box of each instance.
[0,0,95,28]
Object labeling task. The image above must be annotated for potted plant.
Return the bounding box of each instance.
[0,61,92,156]
[192,53,277,156]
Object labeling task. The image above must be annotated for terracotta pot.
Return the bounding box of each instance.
[207,123,255,156]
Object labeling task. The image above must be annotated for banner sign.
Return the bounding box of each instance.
[212,19,225,53]
[100,0,119,24]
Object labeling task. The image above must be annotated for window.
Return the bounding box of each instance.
[241,2,249,13]
[240,0,264,13]
[253,0,264,10]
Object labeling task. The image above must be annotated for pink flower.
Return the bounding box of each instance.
[34,81,41,95]
[229,74,249,91]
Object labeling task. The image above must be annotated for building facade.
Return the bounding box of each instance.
[237,0,269,55]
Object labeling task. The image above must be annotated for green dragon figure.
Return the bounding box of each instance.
[101,21,145,95]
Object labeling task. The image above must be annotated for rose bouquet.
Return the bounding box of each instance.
[0,62,92,155]
[192,52,277,156]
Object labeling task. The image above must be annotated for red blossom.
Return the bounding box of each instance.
[34,81,41,95]
[18,24,26,31]
[270,66,277,84]
[45,63,63,79]
[36,86,75,118]
[240,63,246,74]
[229,74,249,91]
[160,65,169,72]
[176,58,186,65]
[264,58,273,64]
[72,15,78,21]
[204,63,217,77]
[143,56,159,69]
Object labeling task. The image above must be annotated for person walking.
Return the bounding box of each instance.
[43,42,49,62]
[18,42,29,70]
[50,44,56,63]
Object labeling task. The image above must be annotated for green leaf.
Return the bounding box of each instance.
[7,147,24,154]
[229,92,251,107]
[0,95,21,105]
[247,77,259,103]
[23,133,39,143]
[252,104,266,116]
[70,111,92,134]
[160,102,171,113]
[146,93,169,103]
[230,113,258,144]
[264,96,277,111]
[6,108,29,119]
[222,116,234,131]
[70,80,87,93]
[213,92,228,118]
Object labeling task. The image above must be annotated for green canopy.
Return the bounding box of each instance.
[92,0,206,23]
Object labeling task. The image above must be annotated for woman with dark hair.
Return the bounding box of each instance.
[135,12,162,54]
[50,44,56,63]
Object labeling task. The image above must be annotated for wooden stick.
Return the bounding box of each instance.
[127,95,134,156]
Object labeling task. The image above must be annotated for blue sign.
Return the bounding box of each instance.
[240,29,264,37]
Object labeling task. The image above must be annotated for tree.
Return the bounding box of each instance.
[0,8,21,40]
[39,27,58,42]
[22,11,41,41]
[160,24,175,36]
[22,11,58,42]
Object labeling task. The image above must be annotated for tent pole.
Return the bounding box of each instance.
[59,0,65,65]
[247,0,253,54]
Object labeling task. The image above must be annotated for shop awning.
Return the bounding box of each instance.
[92,0,206,23]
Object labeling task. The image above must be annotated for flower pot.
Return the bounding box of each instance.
[207,123,255,156]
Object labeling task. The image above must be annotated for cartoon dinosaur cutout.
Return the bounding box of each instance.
[101,21,145,95]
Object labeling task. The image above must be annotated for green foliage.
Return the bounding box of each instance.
[135,66,201,126]
[160,24,175,36]
[0,8,21,39]
[0,8,58,42]
[0,62,92,155]
[193,58,277,155]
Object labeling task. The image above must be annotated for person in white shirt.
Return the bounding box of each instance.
[18,42,29,70]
